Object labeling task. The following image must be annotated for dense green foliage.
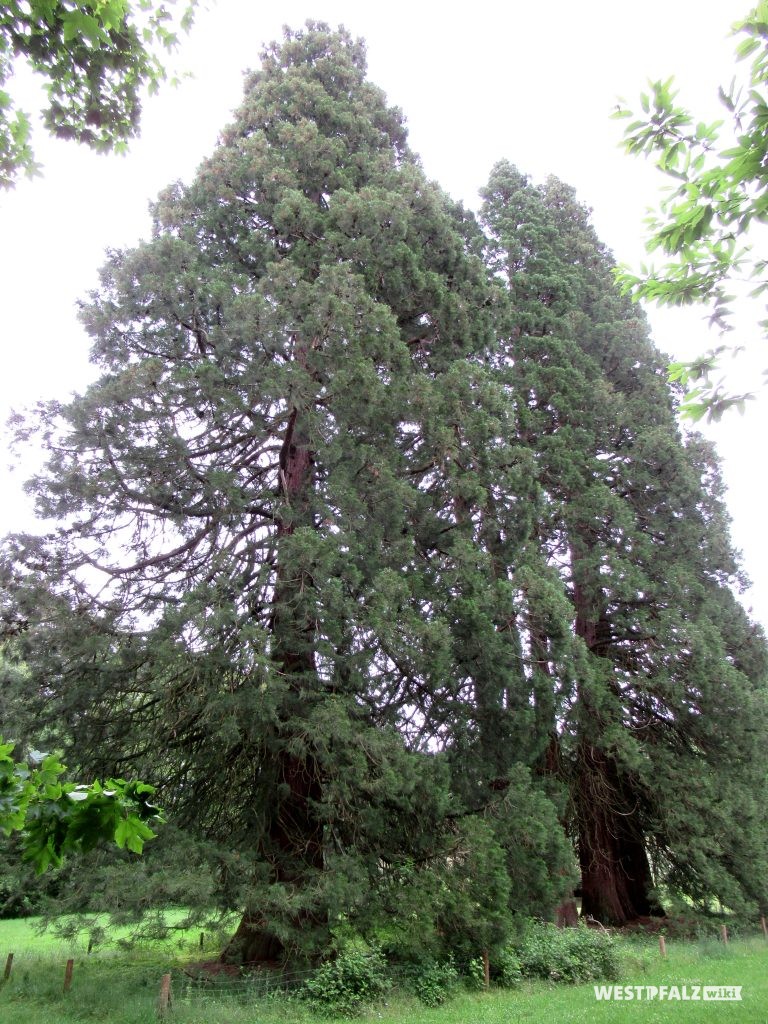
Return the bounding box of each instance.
[1,20,767,967]
[303,941,391,1015]
[479,161,768,925]
[511,923,620,985]
[615,3,768,419]
[405,958,460,1007]
[0,0,196,187]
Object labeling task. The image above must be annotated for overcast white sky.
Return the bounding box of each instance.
[1,0,767,629]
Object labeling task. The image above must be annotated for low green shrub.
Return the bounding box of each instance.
[495,947,523,988]
[406,957,460,1007]
[512,922,620,984]
[466,956,486,990]
[303,941,391,1016]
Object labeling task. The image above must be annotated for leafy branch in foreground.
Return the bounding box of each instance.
[0,0,198,188]
[613,3,768,420]
[0,736,163,872]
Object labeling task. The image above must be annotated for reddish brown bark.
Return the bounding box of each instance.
[555,899,580,928]
[222,340,324,966]
[572,554,664,927]
[576,743,662,925]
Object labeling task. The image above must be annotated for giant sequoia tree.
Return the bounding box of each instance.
[1,24,569,961]
[2,24,767,957]
[479,162,768,925]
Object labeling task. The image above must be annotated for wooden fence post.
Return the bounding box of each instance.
[761,916,767,940]
[659,935,667,958]
[3,953,13,981]
[63,959,74,993]
[482,949,490,990]
[720,924,728,945]
[199,932,204,950]
[158,973,172,1018]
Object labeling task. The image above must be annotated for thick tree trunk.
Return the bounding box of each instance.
[222,916,286,965]
[223,341,324,966]
[555,899,580,927]
[572,558,664,926]
[220,743,325,964]
[577,743,664,925]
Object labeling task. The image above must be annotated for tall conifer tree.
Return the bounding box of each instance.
[1,25,575,962]
[3,33,766,952]
[479,162,768,924]
[3,23,502,961]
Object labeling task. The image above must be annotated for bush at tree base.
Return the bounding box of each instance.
[302,941,391,1016]
[512,922,621,984]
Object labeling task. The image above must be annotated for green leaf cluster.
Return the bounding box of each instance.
[615,5,768,419]
[0,737,162,872]
[511,922,621,984]
[0,0,197,187]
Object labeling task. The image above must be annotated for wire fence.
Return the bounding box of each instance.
[2,920,767,1018]
[178,962,318,998]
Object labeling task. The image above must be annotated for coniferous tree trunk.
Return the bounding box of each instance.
[223,361,323,963]
[571,547,664,925]
[575,745,662,924]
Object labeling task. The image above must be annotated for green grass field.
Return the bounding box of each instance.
[0,917,766,1023]
[0,909,217,955]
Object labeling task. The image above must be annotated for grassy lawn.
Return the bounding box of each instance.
[0,916,765,1023]
[0,908,212,955]
[369,939,768,1024]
